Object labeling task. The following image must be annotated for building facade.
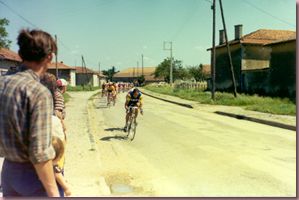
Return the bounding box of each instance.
[0,48,22,75]
[208,25,296,97]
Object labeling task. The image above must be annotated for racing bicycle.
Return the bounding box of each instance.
[125,106,139,141]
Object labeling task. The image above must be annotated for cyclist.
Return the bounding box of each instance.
[101,82,106,97]
[124,88,143,131]
[107,82,116,105]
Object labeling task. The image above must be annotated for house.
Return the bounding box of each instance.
[113,67,163,83]
[201,64,211,78]
[207,25,296,96]
[75,67,105,87]
[265,37,296,97]
[47,62,76,86]
[0,48,22,75]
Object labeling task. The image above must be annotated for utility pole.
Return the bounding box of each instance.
[81,55,88,87]
[98,61,101,86]
[219,0,238,97]
[137,61,139,77]
[163,41,173,85]
[55,35,58,79]
[211,0,216,100]
[141,54,144,76]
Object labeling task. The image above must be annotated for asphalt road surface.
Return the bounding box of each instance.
[64,91,296,197]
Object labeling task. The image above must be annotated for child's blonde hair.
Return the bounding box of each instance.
[52,136,65,162]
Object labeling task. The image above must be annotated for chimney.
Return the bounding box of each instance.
[219,30,226,45]
[234,24,243,40]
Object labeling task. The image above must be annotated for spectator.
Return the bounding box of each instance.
[40,73,66,133]
[0,29,59,197]
[55,78,68,120]
[40,72,68,197]
[52,136,71,197]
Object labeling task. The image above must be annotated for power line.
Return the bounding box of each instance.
[0,0,38,28]
[0,0,104,68]
[243,0,295,28]
[203,0,213,4]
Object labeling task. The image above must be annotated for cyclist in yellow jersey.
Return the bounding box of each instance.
[124,88,143,131]
[107,82,116,105]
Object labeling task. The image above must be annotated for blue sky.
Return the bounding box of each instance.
[0,0,296,71]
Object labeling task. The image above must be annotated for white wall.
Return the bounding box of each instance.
[93,74,99,87]
[0,60,19,76]
[70,69,76,86]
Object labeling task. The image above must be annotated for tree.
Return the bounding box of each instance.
[188,64,208,81]
[0,18,11,49]
[154,58,190,83]
[137,75,145,85]
[102,66,119,81]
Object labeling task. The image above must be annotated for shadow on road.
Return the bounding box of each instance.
[104,128,125,132]
[100,135,128,141]
[95,105,108,109]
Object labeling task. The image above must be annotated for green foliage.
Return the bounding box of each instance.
[187,64,208,81]
[63,92,71,103]
[137,75,145,85]
[0,18,12,48]
[154,59,211,83]
[154,58,190,82]
[144,85,296,116]
[67,85,100,91]
[102,66,119,82]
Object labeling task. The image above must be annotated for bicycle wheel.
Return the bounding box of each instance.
[130,121,137,141]
[126,119,132,138]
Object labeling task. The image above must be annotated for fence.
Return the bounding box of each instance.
[174,81,208,91]
[149,81,208,91]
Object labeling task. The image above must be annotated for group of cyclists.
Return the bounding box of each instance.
[101,81,143,132]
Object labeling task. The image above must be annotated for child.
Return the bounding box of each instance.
[55,79,68,120]
[52,136,71,197]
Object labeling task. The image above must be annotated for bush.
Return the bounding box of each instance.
[63,92,71,103]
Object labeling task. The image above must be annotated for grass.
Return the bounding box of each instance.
[67,85,100,91]
[144,85,296,116]
[63,92,71,103]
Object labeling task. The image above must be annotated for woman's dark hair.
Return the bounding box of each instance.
[40,72,57,97]
[17,29,57,62]
[133,88,139,93]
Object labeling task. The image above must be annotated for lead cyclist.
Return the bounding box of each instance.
[124,88,143,131]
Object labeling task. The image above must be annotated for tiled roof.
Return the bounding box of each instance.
[0,48,22,62]
[48,62,76,70]
[202,64,211,75]
[74,66,105,76]
[208,29,296,50]
[114,67,163,81]
[264,35,296,46]
[242,29,295,42]
[75,66,96,74]
[114,67,156,77]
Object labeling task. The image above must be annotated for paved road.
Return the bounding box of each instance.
[65,91,296,197]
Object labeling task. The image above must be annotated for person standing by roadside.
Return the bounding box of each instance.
[55,78,68,120]
[40,73,69,197]
[0,29,59,197]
